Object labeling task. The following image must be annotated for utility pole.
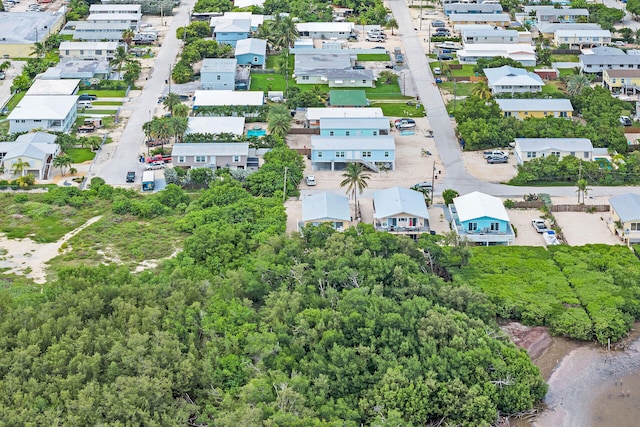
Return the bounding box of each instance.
[431,161,436,205]
[428,22,431,54]
[419,0,423,30]
[168,64,172,93]
[283,166,288,203]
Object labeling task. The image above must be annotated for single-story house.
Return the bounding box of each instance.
[310,135,395,171]
[200,58,237,90]
[192,90,264,112]
[457,44,537,66]
[608,193,640,244]
[8,95,78,134]
[496,98,573,119]
[532,22,602,39]
[0,11,66,58]
[40,59,111,80]
[210,18,252,47]
[219,12,264,31]
[301,192,352,231]
[449,191,515,245]
[462,29,519,45]
[171,142,250,170]
[513,137,594,164]
[235,38,267,67]
[185,117,246,138]
[449,13,511,28]
[445,3,503,16]
[554,29,611,48]
[86,12,141,30]
[296,22,356,40]
[325,69,375,88]
[319,117,390,137]
[603,69,640,94]
[328,90,369,107]
[58,41,119,61]
[26,79,80,96]
[0,132,60,180]
[293,51,353,84]
[73,21,131,42]
[304,107,384,128]
[484,65,544,94]
[537,8,589,23]
[373,187,429,236]
[580,53,640,74]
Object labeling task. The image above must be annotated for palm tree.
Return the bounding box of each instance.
[576,178,591,204]
[109,46,129,79]
[30,42,48,58]
[340,163,371,218]
[170,117,188,143]
[472,81,492,100]
[267,105,291,139]
[151,118,174,151]
[52,154,73,176]
[123,59,141,86]
[273,16,298,50]
[162,92,182,115]
[0,61,10,72]
[172,103,190,118]
[121,29,135,47]
[11,158,31,176]
[386,18,399,36]
[566,74,591,97]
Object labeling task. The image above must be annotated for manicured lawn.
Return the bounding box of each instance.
[92,101,123,106]
[357,53,391,61]
[65,148,96,163]
[78,89,127,97]
[79,109,118,115]
[61,34,74,41]
[265,54,294,69]
[541,81,565,96]
[365,79,401,95]
[250,74,323,93]
[5,91,26,112]
[449,64,476,77]
[438,81,475,97]
[559,67,579,78]
[550,54,579,62]
[370,102,425,117]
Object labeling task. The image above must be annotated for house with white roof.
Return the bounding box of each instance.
[193,90,264,109]
[461,29,520,45]
[533,22,601,39]
[319,117,390,137]
[234,0,265,9]
[301,192,352,231]
[513,138,594,164]
[210,18,252,47]
[373,187,430,236]
[73,22,131,42]
[484,65,544,94]
[310,135,395,171]
[185,117,246,138]
[235,38,267,67]
[457,44,537,66]
[536,8,589,23]
[608,193,640,244]
[40,60,111,80]
[554,29,611,48]
[496,99,573,119]
[0,132,60,180]
[296,22,356,40]
[449,13,511,28]
[449,191,515,245]
[304,107,384,128]
[444,3,503,16]
[26,79,80,96]
[87,11,141,30]
[59,41,119,61]
[220,12,264,30]
[171,143,250,170]
[8,96,78,134]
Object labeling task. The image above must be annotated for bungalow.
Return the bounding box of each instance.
[444,3,503,16]
[325,69,375,88]
[603,69,640,94]
[0,132,60,180]
[73,21,130,42]
[496,98,573,119]
[449,191,515,246]
[484,65,545,94]
[210,18,252,47]
[533,22,601,39]
[608,193,640,244]
[192,90,264,113]
[294,51,352,84]
[457,44,537,66]
[220,12,264,31]
[328,90,369,107]
[235,38,267,68]
[310,135,395,171]
[304,107,384,128]
[537,8,589,23]
[296,22,356,40]
[185,117,246,138]
[171,142,250,170]
[373,187,430,236]
[301,192,352,231]
[26,79,80,96]
[59,41,119,61]
[319,117,390,137]
[40,59,111,80]
[8,96,78,134]
[462,29,519,45]
[580,53,640,74]
[449,13,511,28]
[200,58,237,90]
[554,29,611,48]
[513,138,594,164]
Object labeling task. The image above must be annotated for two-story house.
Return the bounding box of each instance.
[296,22,356,39]
[449,191,515,246]
[603,69,640,94]
[457,44,537,66]
[496,99,573,119]
[210,18,252,47]
[608,193,640,245]
[580,52,640,74]
[484,65,545,94]
[373,187,430,238]
[554,29,611,48]
[86,7,142,31]
[0,132,60,180]
[310,135,395,171]
[449,13,511,28]
[73,21,130,42]
[171,143,250,170]
[304,107,384,128]
[8,96,78,134]
[235,38,267,68]
[444,3,503,16]
[319,117,390,137]
[59,41,119,61]
[301,192,352,231]
[513,138,594,164]
[536,8,589,23]
[532,22,601,39]
[462,29,519,45]
[201,58,238,90]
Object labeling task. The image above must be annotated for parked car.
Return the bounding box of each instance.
[620,116,632,126]
[366,34,386,42]
[126,171,136,183]
[0,71,5,80]
[395,118,416,129]
[483,150,509,159]
[372,46,386,50]
[413,182,433,191]
[433,67,441,75]
[78,94,97,101]
[435,78,443,84]
[305,175,316,186]
[543,230,560,245]
[486,155,508,164]
[146,161,166,170]
[353,65,365,70]
[437,54,454,60]
[432,20,446,27]
[532,219,549,233]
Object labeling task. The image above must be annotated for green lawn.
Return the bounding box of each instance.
[79,109,118,115]
[92,101,123,106]
[550,54,579,62]
[448,64,476,77]
[541,81,565,96]
[438,81,475,97]
[78,89,127,98]
[249,74,323,93]
[65,148,96,163]
[0,121,8,134]
[559,67,579,78]
[357,53,391,61]
[265,54,294,69]
[4,92,26,113]
[370,102,425,117]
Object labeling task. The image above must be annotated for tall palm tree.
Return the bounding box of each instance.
[267,107,291,139]
[340,163,371,218]
[472,81,492,100]
[566,74,591,97]
[109,46,129,79]
[151,118,174,151]
[172,103,190,118]
[273,16,299,50]
[53,154,73,176]
[121,29,135,47]
[30,42,48,58]
[162,92,181,115]
[386,18,399,36]
[11,158,31,176]
[170,117,188,143]
[576,178,591,204]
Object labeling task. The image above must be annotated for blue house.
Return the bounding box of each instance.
[300,192,352,231]
[201,58,237,90]
[449,191,515,245]
[310,135,395,171]
[373,187,430,237]
[319,117,390,137]
[235,38,267,68]
[210,18,251,47]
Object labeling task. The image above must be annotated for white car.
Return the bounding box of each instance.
[305,175,317,186]
[146,161,165,170]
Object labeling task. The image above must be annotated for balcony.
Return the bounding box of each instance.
[449,206,515,245]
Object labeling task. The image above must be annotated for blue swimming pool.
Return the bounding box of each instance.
[247,129,266,137]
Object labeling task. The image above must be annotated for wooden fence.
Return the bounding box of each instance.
[289,128,319,135]
[510,201,545,209]
[551,204,610,213]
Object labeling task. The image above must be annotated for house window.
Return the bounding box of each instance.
[216,75,221,80]
[329,131,334,136]
[408,218,417,227]
[524,111,528,115]
[33,119,41,122]
[178,156,186,163]
[253,56,258,62]
[490,222,500,231]
[336,151,345,158]
[631,223,640,231]
[65,50,69,55]
[584,152,590,158]
[527,151,537,158]
[302,76,309,80]
[373,131,378,136]
[362,80,367,84]
[468,222,478,232]
[570,152,576,157]
[612,78,617,83]
[384,151,389,158]
[95,50,102,54]
[233,155,240,162]
[195,155,206,162]
[345,131,350,136]
[551,151,560,156]
[317,151,323,158]
[560,112,568,117]
[362,151,372,158]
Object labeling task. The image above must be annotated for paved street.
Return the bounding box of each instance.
[0,61,25,110]
[93,0,195,185]
[602,0,640,31]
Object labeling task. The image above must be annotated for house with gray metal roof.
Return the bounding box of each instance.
[301,192,352,231]
[235,38,267,67]
[449,13,511,28]
[201,58,238,90]
[310,135,395,171]
[73,21,131,42]
[609,193,640,244]
[0,132,60,180]
[554,29,611,48]
[444,3,503,16]
[171,143,250,170]
[462,29,519,45]
[484,66,544,94]
[449,191,515,245]
[495,98,573,119]
[373,187,429,236]
[537,8,589,23]
[513,138,593,164]
[304,107,384,128]
[579,53,640,74]
[210,18,252,47]
[319,117,390,137]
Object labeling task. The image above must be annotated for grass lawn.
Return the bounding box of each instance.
[370,102,425,117]
[5,92,26,113]
[92,101,123,106]
[0,121,8,134]
[550,54,579,62]
[559,68,578,78]
[80,109,118,115]
[265,54,294,69]
[78,89,127,98]
[250,74,323,93]
[438,81,475,97]
[541,81,565,96]
[61,34,74,41]
[448,64,476,77]
[357,53,391,61]
[65,147,96,163]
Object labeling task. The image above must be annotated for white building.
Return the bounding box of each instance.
[304,107,385,128]
[185,117,246,137]
[8,96,78,134]
[26,79,80,96]
[192,90,264,108]
[58,41,119,61]
[484,65,545,94]
[296,22,356,39]
[514,138,594,164]
[457,44,537,66]
[554,29,611,48]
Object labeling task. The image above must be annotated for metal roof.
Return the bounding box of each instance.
[193,90,264,106]
[496,98,573,112]
[212,19,252,33]
[8,95,78,120]
[449,13,510,22]
[235,38,267,56]
[320,117,389,129]
[609,193,640,223]
[0,141,59,162]
[555,29,611,38]
[445,3,503,13]
[311,135,395,150]
[462,29,518,37]
[453,191,510,222]
[26,79,80,96]
[171,143,249,157]
[296,22,354,32]
[515,138,593,152]
[305,107,384,120]
[89,4,141,12]
[326,68,375,81]
[537,8,588,16]
[15,132,58,144]
[484,65,544,87]
[201,58,237,73]
[74,21,131,30]
[302,192,351,222]
[580,54,640,65]
[59,41,118,51]
[186,117,246,135]
[373,187,429,220]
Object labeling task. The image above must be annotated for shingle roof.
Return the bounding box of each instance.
[373,187,429,220]
[609,193,640,223]
[604,69,640,78]
[302,192,351,222]
[454,191,510,222]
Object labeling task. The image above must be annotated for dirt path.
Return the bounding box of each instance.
[0,216,103,284]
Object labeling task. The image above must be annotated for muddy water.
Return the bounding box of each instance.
[514,330,640,427]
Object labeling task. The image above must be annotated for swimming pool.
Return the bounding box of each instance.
[247,129,266,137]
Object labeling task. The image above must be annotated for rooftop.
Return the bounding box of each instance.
[604,69,640,78]
[484,65,544,86]
[306,107,384,120]
[296,22,355,32]
[580,54,640,65]
[609,193,640,223]
[26,79,81,96]
[40,59,110,79]
[185,117,246,135]
[59,41,118,51]
[171,143,249,157]
[453,191,510,222]
[373,187,429,220]
[210,18,252,33]
[302,192,351,223]
[495,98,573,111]
[449,13,510,22]
[0,11,65,44]
[87,13,142,22]
[311,135,395,150]
[515,137,594,152]
[192,90,264,107]
[8,95,78,120]
[555,29,611,37]
[89,4,141,12]
[74,21,131,31]
[320,117,389,129]
[235,38,267,56]
[201,58,238,73]
[294,52,353,73]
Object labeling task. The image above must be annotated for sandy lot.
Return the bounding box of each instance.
[463,150,518,183]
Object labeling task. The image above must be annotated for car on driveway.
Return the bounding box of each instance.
[395,118,416,129]
[78,94,97,101]
[432,20,446,27]
[412,182,433,191]
[620,116,632,126]
[486,155,508,164]
[126,171,136,182]
[532,219,549,233]
[305,175,316,186]
[483,150,509,159]
[146,161,165,170]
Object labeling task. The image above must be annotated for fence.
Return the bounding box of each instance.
[289,128,319,135]
[510,201,545,209]
[551,204,609,213]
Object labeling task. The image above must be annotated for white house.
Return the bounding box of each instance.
[59,41,119,61]
[185,117,246,137]
[73,22,131,42]
[449,13,511,28]
[301,192,352,231]
[0,132,60,180]
[457,44,537,66]
[304,107,384,128]
[8,96,78,134]
[26,79,80,96]
[536,8,589,23]
[554,29,611,48]
[461,29,519,45]
[484,65,545,94]
[296,22,356,39]
[450,191,515,246]
[513,138,594,164]
[88,4,141,29]
[579,53,640,74]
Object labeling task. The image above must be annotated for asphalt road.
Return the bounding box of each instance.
[602,0,640,31]
[94,0,195,185]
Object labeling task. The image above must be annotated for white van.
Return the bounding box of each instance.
[77,100,93,109]
[366,34,386,42]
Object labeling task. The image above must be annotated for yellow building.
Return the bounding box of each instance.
[603,69,640,95]
[495,98,573,119]
[609,193,640,245]
[0,12,65,58]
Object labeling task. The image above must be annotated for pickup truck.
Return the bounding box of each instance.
[483,150,509,159]
[532,219,549,233]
